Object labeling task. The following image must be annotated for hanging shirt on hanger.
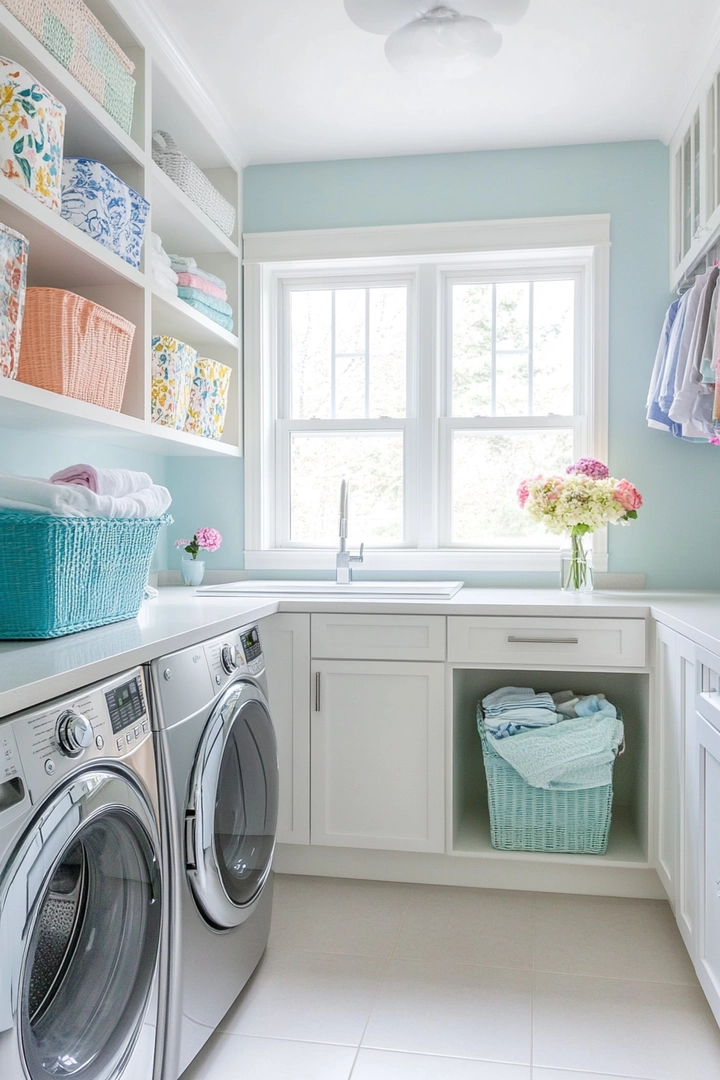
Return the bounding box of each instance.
[668,267,719,437]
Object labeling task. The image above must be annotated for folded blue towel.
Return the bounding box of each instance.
[177,286,233,318]
[178,291,234,332]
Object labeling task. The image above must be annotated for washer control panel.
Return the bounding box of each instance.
[239,625,264,676]
[10,668,151,802]
[204,625,265,684]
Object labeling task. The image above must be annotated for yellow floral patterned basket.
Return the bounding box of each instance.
[183,357,232,441]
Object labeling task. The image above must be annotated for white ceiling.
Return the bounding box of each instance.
[146,0,720,166]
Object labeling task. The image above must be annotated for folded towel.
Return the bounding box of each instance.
[178,294,234,332]
[152,251,173,270]
[152,262,179,285]
[176,271,227,302]
[168,253,197,271]
[177,286,232,318]
[151,232,165,252]
[50,465,154,497]
[485,712,624,790]
[0,471,172,518]
[186,265,227,291]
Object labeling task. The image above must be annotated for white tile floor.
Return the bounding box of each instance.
[181,874,720,1080]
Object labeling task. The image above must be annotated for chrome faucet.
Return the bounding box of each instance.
[336,477,364,584]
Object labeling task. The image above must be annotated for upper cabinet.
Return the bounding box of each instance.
[670,45,720,290]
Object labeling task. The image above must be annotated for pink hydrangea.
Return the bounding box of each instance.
[614,479,643,512]
[566,458,610,479]
[195,527,223,553]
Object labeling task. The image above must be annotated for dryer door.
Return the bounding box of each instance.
[0,771,161,1080]
[187,680,279,929]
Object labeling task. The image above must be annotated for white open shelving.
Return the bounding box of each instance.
[0,0,243,457]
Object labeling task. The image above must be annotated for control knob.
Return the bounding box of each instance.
[220,644,238,675]
[56,709,94,758]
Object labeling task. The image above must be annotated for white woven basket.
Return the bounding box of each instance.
[152,130,236,238]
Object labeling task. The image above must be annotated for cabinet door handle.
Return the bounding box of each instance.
[507,635,579,645]
[315,671,321,712]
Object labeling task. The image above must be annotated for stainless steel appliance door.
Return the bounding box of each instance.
[0,771,161,1080]
[187,682,279,929]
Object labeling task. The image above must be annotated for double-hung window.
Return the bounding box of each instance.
[244,216,609,572]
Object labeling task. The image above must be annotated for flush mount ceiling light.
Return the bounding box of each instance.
[344,0,530,80]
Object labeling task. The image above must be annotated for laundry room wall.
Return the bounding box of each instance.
[242,138,720,590]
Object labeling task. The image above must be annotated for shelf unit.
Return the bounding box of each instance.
[0,0,242,457]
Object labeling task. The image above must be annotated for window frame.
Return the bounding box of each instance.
[244,215,610,573]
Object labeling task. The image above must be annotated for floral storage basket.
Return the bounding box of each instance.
[61,157,149,268]
[183,357,232,440]
[151,336,197,429]
[0,223,28,379]
[2,0,136,133]
[0,56,65,211]
[477,703,621,855]
[17,288,135,410]
[152,130,236,237]
[0,511,171,639]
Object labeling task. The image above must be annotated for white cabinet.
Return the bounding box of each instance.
[310,660,446,852]
[260,613,311,845]
[677,634,699,954]
[448,616,646,669]
[696,709,720,1026]
[670,47,720,288]
[311,613,446,661]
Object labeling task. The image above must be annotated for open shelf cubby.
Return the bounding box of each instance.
[451,667,650,867]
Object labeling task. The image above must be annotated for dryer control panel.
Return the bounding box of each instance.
[9,668,152,803]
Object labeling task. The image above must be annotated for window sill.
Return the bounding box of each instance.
[245,548,609,574]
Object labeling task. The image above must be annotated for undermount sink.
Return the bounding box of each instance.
[196,580,464,599]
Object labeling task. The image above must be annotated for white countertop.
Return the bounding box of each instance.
[1,586,719,718]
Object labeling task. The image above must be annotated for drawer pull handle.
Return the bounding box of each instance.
[507,635,580,645]
[315,671,321,712]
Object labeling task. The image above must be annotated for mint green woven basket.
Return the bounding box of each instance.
[0,511,171,639]
[477,704,619,855]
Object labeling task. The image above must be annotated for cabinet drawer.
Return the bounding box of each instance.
[447,616,646,668]
[311,614,446,661]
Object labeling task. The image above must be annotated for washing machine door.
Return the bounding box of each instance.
[0,769,162,1080]
[186,679,279,929]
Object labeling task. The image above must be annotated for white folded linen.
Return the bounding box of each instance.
[0,471,172,518]
[50,465,154,497]
[152,262,179,286]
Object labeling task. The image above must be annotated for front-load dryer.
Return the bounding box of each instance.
[0,668,164,1080]
[147,624,278,1080]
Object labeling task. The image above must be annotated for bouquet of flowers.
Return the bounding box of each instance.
[517,458,642,591]
[175,527,223,560]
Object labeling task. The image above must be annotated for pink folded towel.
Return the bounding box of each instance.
[176,271,227,302]
[51,465,154,497]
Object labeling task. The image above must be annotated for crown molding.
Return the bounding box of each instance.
[117,0,247,169]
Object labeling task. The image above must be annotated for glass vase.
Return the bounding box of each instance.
[560,534,593,593]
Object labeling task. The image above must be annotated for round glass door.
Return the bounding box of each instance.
[20,807,161,1080]
[213,698,279,909]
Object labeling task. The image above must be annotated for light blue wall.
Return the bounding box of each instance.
[244,140,717,590]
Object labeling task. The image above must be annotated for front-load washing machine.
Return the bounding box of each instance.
[0,668,164,1080]
[147,623,279,1080]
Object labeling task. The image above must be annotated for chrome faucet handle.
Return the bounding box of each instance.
[350,543,364,564]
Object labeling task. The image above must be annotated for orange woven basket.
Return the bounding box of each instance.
[18,288,135,411]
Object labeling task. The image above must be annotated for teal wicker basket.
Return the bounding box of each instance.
[477,704,619,855]
[0,512,171,639]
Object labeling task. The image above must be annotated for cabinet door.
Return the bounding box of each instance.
[655,623,679,904]
[261,613,311,845]
[696,711,720,1027]
[311,661,445,852]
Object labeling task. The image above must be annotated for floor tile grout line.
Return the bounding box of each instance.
[347,880,418,1077]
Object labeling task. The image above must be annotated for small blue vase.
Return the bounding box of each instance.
[180,559,205,586]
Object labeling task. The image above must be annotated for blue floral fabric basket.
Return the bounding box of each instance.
[0,512,171,639]
[60,157,149,268]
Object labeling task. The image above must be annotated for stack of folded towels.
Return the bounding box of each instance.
[151,233,179,296]
[480,685,624,791]
[0,465,172,518]
[169,253,234,333]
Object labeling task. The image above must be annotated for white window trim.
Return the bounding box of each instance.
[244,215,610,573]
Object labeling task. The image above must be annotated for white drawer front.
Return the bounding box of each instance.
[447,616,646,669]
[311,614,446,661]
